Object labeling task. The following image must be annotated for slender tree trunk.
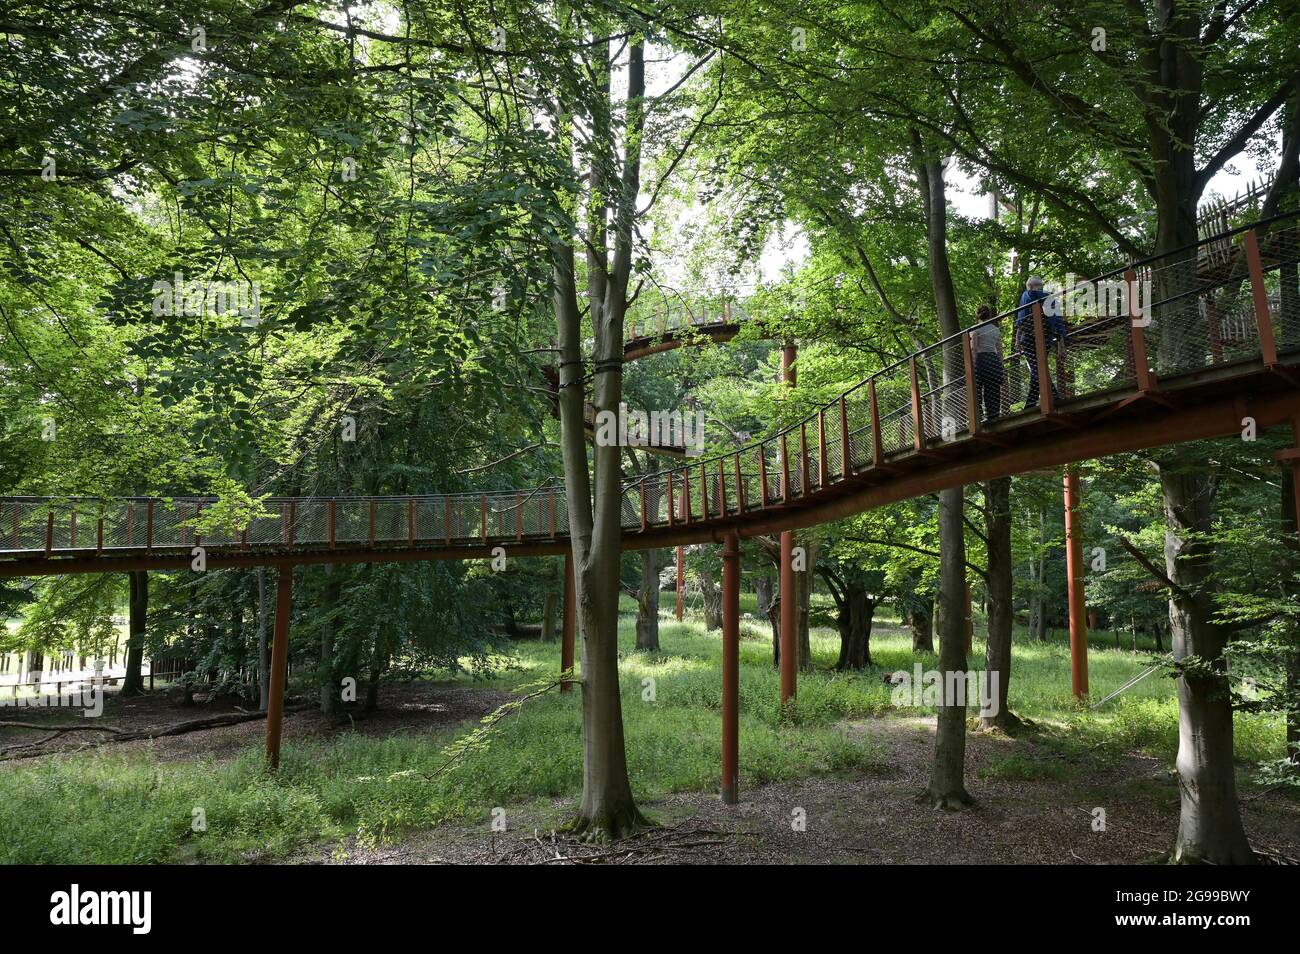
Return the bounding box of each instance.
[914,131,973,808]
[982,476,1021,730]
[549,39,648,839]
[120,571,148,696]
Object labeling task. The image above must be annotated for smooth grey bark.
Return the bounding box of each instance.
[1159,461,1253,863]
[981,476,1021,731]
[120,570,148,696]
[914,131,972,808]
[755,577,773,617]
[552,38,648,839]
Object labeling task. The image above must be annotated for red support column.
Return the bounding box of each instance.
[721,530,740,804]
[561,551,576,693]
[265,564,293,770]
[779,531,796,707]
[1064,466,1089,699]
[675,546,685,621]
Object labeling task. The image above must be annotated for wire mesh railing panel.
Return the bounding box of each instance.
[873,365,914,455]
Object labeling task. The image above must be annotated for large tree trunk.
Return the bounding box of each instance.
[909,598,934,653]
[834,588,874,671]
[550,39,647,839]
[981,476,1021,730]
[120,570,148,696]
[634,549,662,651]
[1160,460,1253,863]
[914,132,973,809]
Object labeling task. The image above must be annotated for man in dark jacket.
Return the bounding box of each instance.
[1014,276,1067,409]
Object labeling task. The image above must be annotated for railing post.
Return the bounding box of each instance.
[479,496,487,542]
[368,500,376,547]
[699,462,708,519]
[288,500,297,547]
[44,509,53,556]
[327,500,336,548]
[734,454,745,511]
[1125,267,1156,392]
[1245,228,1279,367]
[69,508,77,549]
[1206,297,1224,364]
[515,492,523,541]
[962,333,980,435]
[1032,301,1055,415]
[640,479,648,530]
[667,472,675,525]
[125,503,134,547]
[145,500,154,552]
[909,357,925,450]
[683,469,693,523]
[758,447,768,507]
[549,490,558,539]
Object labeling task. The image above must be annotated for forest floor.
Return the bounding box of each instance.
[2,610,1298,864]
[290,701,1300,865]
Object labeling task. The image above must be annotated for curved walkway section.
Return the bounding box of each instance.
[3,213,1299,577]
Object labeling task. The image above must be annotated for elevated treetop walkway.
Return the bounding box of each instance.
[5,211,1299,788]
[4,212,1298,577]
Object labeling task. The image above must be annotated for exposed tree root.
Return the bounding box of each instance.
[916,787,975,811]
[559,805,656,843]
[978,710,1031,736]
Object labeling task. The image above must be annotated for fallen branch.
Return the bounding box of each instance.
[0,705,314,761]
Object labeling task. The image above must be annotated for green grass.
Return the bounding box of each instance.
[0,611,1286,863]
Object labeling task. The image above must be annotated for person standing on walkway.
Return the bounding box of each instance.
[1015,276,1067,409]
[969,304,1005,422]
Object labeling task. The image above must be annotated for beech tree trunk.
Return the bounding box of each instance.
[909,599,934,653]
[700,561,722,632]
[981,476,1020,730]
[915,132,972,808]
[1160,461,1253,863]
[549,37,648,839]
[120,570,148,696]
